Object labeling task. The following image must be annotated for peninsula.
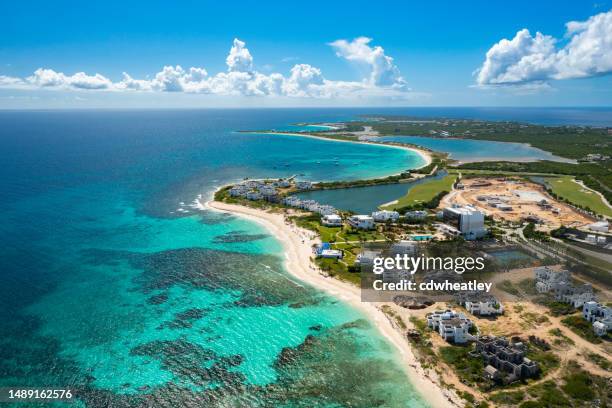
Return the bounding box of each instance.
[212,114,611,408]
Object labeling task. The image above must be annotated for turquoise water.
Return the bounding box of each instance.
[412,235,433,241]
[294,172,445,213]
[0,110,428,407]
[487,249,537,267]
[249,132,425,181]
[379,135,573,163]
[3,107,608,407]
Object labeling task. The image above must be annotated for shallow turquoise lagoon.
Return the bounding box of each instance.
[380,135,573,163]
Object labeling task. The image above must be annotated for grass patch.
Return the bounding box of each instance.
[585,352,610,370]
[498,280,520,296]
[517,278,537,296]
[314,258,360,285]
[439,346,484,387]
[383,174,456,210]
[561,371,595,401]
[489,390,525,406]
[525,348,559,376]
[561,315,605,344]
[548,328,575,346]
[523,380,571,408]
[546,176,612,217]
[544,301,578,317]
[380,305,407,330]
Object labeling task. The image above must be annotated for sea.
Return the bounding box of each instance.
[0,107,610,408]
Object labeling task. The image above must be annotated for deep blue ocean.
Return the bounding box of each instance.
[0,107,610,407]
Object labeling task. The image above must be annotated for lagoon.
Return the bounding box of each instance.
[379,135,573,163]
[295,172,446,214]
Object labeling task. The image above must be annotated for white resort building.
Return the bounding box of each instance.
[348,215,375,230]
[404,210,428,221]
[583,301,612,337]
[442,205,487,240]
[534,266,596,308]
[371,210,400,222]
[321,214,342,227]
[426,309,473,344]
[295,181,313,190]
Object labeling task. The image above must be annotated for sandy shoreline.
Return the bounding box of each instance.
[205,199,458,408]
[244,131,433,171]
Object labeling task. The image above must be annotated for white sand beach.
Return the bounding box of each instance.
[206,199,459,408]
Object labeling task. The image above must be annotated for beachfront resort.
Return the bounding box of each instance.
[214,114,611,408]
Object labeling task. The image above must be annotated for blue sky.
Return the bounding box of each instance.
[1,0,611,108]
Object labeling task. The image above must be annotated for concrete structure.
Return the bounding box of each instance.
[442,205,487,240]
[534,266,570,293]
[426,310,473,344]
[246,191,263,201]
[318,249,343,260]
[404,210,428,221]
[474,336,539,384]
[534,266,595,308]
[583,301,612,337]
[295,181,313,190]
[348,215,375,230]
[390,241,418,256]
[282,196,337,216]
[321,214,342,227]
[372,210,400,222]
[456,292,504,316]
[355,250,380,266]
[588,220,609,233]
[436,223,461,238]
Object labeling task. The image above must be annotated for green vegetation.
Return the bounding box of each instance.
[544,176,612,217]
[585,352,610,370]
[517,278,537,296]
[543,301,577,317]
[489,391,526,406]
[498,280,520,297]
[438,346,484,388]
[561,371,595,401]
[380,305,407,330]
[548,328,575,347]
[522,380,572,407]
[314,171,414,190]
[490,363,610,407]
[523,223,549,241]
[314,257,360,285]
[382,173,456,211]
[407,317,437,364]
[561,315,606,344]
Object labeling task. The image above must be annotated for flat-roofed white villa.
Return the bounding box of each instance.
[321,214,342,227]
[426,309,473,344]
[348,215,375,230]
[372,210,400,222]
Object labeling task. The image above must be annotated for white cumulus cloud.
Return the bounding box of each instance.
[28,68,113,89]
[329,37,407,89]
[476,10,612,87]
[0,37,411,99]
[226,38,254,73]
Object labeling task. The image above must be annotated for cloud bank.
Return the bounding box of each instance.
[475,10,612,87]
[0,38,409,99]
